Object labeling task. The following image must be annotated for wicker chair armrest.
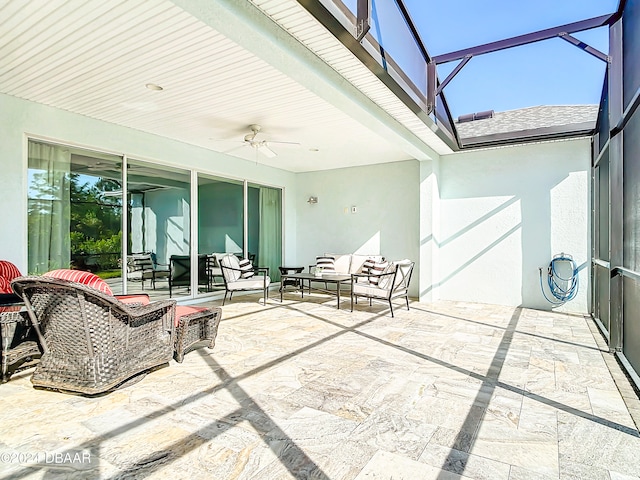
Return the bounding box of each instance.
[12,276,176,329]
[117,299,176,333]
[118,298,175,316]
[254,267,269,275]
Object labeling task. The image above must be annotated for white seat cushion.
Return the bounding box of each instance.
[227,276,271,290]
[220,254,241,281]
[353,283,392,298]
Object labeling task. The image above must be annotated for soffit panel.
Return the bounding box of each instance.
[0,0,421,172]
[250,0,453,155]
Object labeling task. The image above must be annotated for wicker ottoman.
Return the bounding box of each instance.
[1,309,42,382]
[174,306,222,363]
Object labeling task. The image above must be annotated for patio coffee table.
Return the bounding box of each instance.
[278,266,305,292]
[279,272,351,309]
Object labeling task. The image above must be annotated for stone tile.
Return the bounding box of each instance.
[355,450,472,480]
[350,408,438,460]
[1,298,638,480]
[609,472,640,480]
[559,460,612,479]
[471,421,559,477]
[419,443,511,480]
[508,465,559,480]
[587,386,637,429]
[557,411,640,477]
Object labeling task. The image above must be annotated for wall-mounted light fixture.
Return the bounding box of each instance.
[307,196,318,204]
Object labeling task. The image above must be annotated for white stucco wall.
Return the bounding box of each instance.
[0,94,592,312]
[419,158,441,302]
[437,138,591,313]
[295,160,420,297]
[0,93,298,273]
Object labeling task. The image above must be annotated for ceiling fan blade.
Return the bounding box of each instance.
[259,143,277,158]
[223,144,248,154]
[267,140,300,147]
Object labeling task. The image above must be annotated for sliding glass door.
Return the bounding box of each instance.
[197,175,244,295]
[27,139,283,300]
[127,160,191,298]
[248,183,282,282]
[28,140,124,293]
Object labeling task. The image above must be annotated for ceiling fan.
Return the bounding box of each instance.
[227,124,300,159]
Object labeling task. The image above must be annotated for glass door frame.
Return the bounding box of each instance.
[25,136,285,301]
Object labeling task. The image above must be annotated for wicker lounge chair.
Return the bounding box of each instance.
[174,305,222,363]
[1,260,42,382]
[0,260,22,306]
[11,275,176,395]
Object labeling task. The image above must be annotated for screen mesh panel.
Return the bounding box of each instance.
[623,276,640,372]
[623,0,640,109]
[597,154,610,261]
[594,264,610,333]
[623,110,640,270]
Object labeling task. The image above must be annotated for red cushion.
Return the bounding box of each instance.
[175,305,207,328]
[44,269,114,296]
[0,276,11,294]
[0,305,21,313]
[116,294,151,305]
[0,261,22,293]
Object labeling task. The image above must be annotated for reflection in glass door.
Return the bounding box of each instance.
[197,175,244,294]
[248,183,282,282]
[126,160,190,299]
[28,140,124,293]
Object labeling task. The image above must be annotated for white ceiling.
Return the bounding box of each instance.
[0,0,450,172]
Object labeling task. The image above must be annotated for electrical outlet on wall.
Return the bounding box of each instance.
[351,206,357,214]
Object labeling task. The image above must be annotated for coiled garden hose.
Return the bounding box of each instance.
[539,253,579,305]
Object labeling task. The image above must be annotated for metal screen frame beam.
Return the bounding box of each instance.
[355,0,370,42]
[294,0,459,151]
[436,55,472,96]
[433,14,615,64]
[608,17,624,352]
[559,33,609,63]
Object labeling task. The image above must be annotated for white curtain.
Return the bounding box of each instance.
[258,187,282,281]
[27,141,71,274]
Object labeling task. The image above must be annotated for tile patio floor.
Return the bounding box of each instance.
[1,292,640,479]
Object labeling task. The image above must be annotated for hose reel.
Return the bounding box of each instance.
[539,253,579,305]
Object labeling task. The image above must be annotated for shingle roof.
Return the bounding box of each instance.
[455,105,599,140]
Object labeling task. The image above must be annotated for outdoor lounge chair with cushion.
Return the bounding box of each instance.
[11,272,176,395]
[126,252,169,290]
[219,254,271,305]
[38,269,222,364]
[0,260,23,306]
[0,260,42,382]
[169,254,209,297]
[350,260,415,318]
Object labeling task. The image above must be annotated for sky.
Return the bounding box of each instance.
[361,0,620,118]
